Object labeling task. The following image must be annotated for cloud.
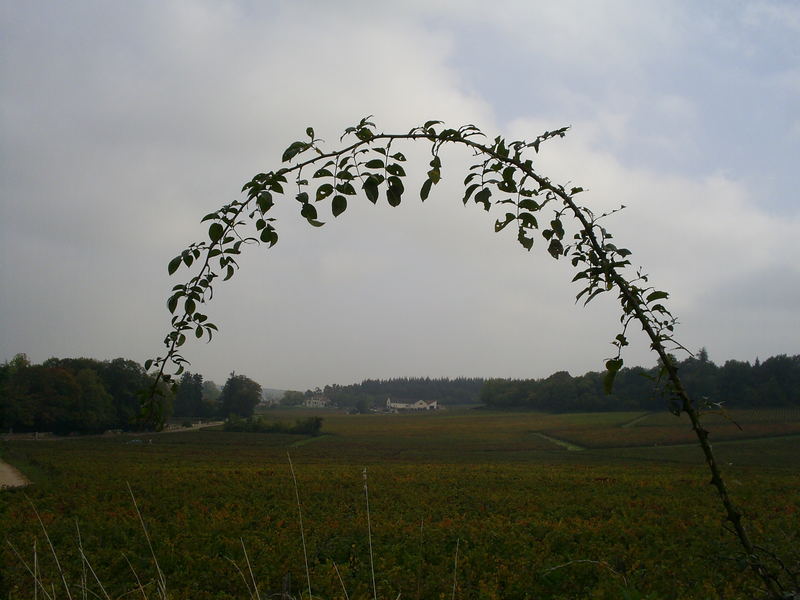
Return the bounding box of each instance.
[1,2,797,389]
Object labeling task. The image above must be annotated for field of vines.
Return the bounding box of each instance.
[1,408,798,599]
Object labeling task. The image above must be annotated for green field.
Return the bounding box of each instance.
[1,409,798,599]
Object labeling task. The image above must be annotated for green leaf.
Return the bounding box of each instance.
[335,181,356,196]
[462,183,480,205]
[144,359,153,371]
[355,128,373,141]
[518,212,538,229]
[474,188,491,210]
[495,213,515,232]
[306,127,314,138]
[548,238,564,259]
[208,223,224,243]
[364,159,384,169]
[517,227,533,250]
[167,294,179,314]
[185,298,196,315]
[168,256,182,275]
[257,192,273,213]
[282,141,308,162]
[387,184,402,207]
[332,194,347,217]
[603,358,624,394]
[646,291,669,302]
[316,183,334,201]
[386,163,406,177]
[259,226,278,246]
[313,168,333,178]
[301,203,318,221]
[420,178,433,201]
[363,175,380,204]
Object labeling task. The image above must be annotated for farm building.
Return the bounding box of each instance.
[385,397,438,411]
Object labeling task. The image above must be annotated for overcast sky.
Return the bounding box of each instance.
[1,1,798,391]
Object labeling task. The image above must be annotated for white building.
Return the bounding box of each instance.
[304,395,330,408]
[385,397,438,411]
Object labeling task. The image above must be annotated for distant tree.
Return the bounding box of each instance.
[98,358,153,428]
[201,380,222,417]
[280,390,305,406]
[220,372,262,417]
[354,398,371,414]
[202,379,221,402]
[0,354,35,430]
[73,368,116,432]
[174,372,204,417]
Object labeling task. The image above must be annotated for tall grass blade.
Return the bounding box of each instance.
[34,539,39,600]
[224,555,254,599]
[332,561,350,600]
[451,538,460,600]
[75,520,87,600]
[122,553,148,600]
[363,467,377,600]
[28,497,74,600]
[241,537,262,600]
[416,518,424,600]
[75,520,111,600]
[7,540,54,600]
[127,482,166,599]
[287,452,312,600]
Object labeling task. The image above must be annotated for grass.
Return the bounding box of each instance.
[1,408,798,599]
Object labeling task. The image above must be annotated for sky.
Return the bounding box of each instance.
[1,0,798,391]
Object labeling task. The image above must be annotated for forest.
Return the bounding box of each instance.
[0,354,160,434]
[2,351,797,434]
[319,377,485,409]
[302,351,799,412]
[0,355,262,434]
[479,351,800,411]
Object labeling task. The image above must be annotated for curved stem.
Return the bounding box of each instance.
[151,125,786,596]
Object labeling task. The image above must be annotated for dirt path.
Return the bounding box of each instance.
[531,432,585,451]
[0,459,30,490]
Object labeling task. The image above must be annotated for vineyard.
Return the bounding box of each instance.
[1,408,798,599]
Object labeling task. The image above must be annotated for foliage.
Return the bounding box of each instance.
[280,390,305,406]
[0,354,169,433]
[219,372,262,418]
[480,352,800,411]
[173,371,220,418]
[323,377,484,407]
[224,415,323,435]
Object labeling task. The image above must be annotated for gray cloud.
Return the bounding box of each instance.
[1,1,797,390]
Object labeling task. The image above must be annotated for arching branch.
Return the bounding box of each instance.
[145,117,787,597]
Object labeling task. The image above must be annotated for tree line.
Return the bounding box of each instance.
[480,351,800,411]
[315,377,485,409]
[4,351,795,433]
[1,354,167,434]
[0,354,266,434]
